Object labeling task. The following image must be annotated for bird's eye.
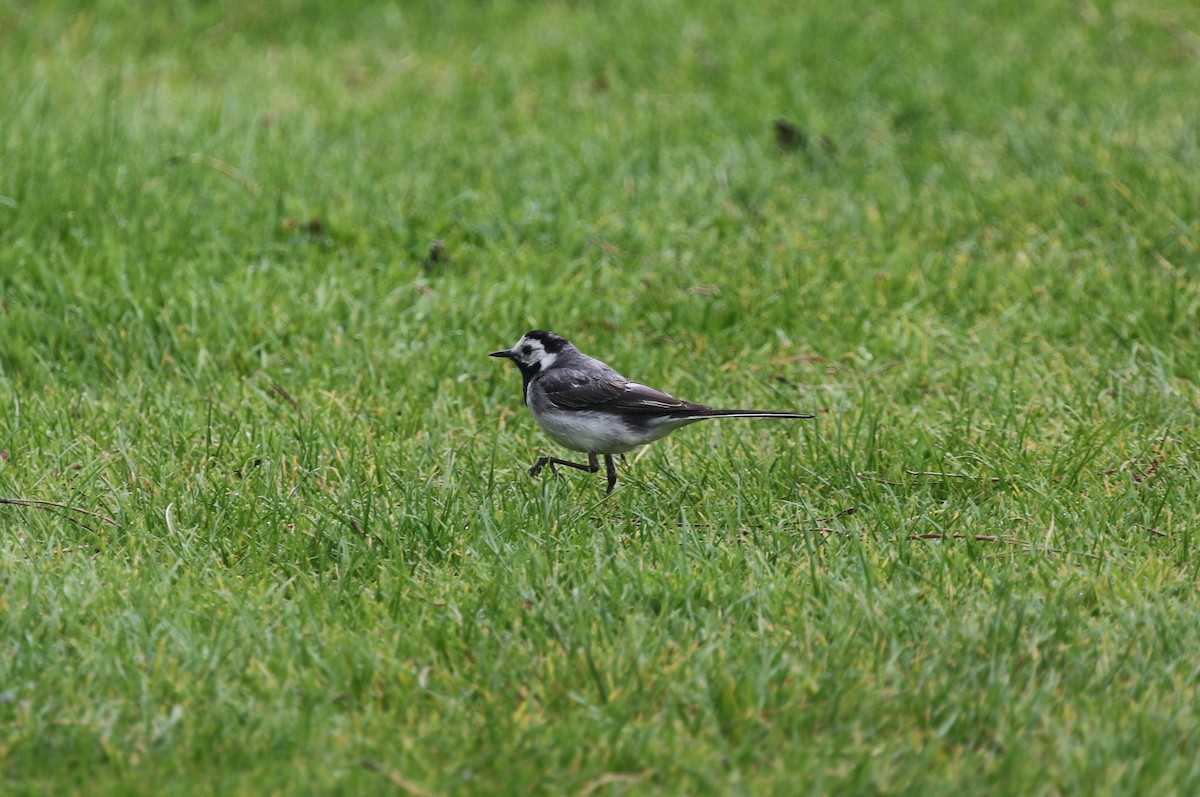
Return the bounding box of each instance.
[520,346,531,355]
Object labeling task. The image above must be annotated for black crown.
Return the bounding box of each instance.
[524,330,569,352]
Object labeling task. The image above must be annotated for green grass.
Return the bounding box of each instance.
[2,0,1199,793]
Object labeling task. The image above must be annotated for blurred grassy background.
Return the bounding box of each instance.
[1,1,1198,794]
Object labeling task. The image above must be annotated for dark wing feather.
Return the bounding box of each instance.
[538,368,711,414]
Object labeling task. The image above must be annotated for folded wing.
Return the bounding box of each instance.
[538,368,711,415]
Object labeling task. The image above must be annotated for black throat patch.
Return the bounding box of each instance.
[514,358,542,405]
[510,330,571,405]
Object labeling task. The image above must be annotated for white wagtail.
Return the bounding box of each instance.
[490,330,815,494]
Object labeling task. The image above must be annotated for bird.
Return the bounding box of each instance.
[489,330,815,494]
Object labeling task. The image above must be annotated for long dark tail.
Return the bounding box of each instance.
[685,409,816,420]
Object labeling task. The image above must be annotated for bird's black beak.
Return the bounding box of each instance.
[489,349,515,359]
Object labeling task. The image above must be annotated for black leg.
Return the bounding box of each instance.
[529,451,600,478]
[604,454,618,495]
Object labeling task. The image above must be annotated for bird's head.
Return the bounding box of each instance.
[489,329,572,376]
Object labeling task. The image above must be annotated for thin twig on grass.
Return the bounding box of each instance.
[358,760,438,797]
[808,506,857,537]
[856,472,901,486]
[909,533,1000,542]
[774,360,901,390]
[908,533,1102,559]
[815,506,858,524]
[577,772,651,797]
[905,470,1002,483]
[165,153,263,196]
[0,497,118,528]
[268,379,303,415]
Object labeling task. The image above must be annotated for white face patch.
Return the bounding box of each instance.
[513,336,556,369]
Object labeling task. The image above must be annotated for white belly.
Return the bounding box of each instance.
[533,408,683,454]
